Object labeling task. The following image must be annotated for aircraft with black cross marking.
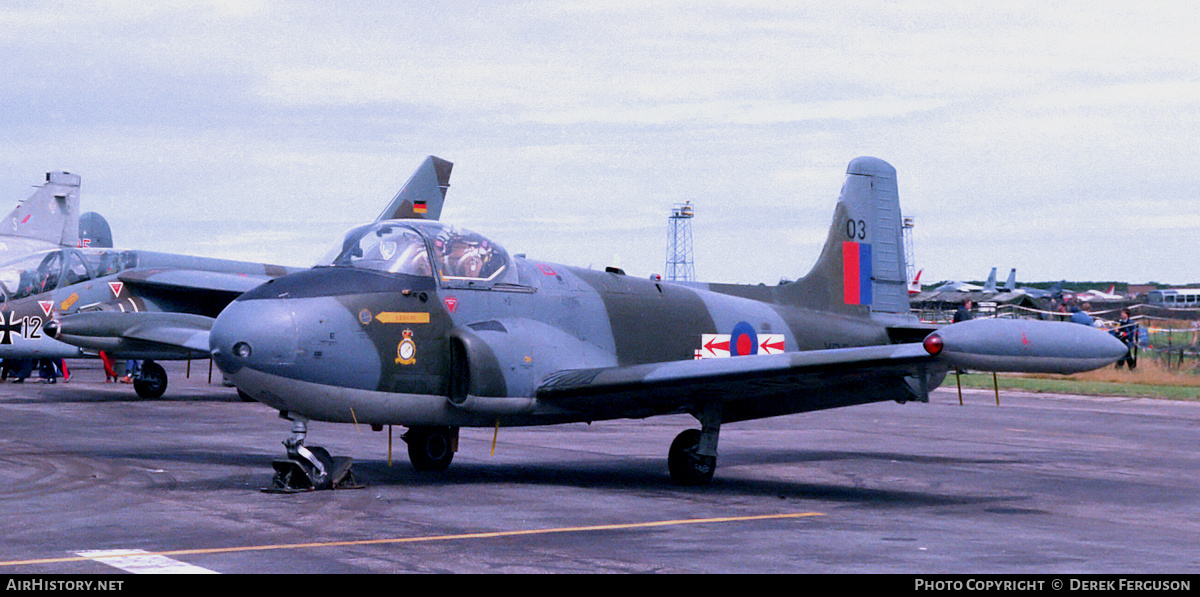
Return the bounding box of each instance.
[65,156,1128,489]
[26,157,453,398]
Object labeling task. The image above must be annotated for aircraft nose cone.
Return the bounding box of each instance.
[210,298,299,375]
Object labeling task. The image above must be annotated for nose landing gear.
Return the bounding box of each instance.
[263,415,362,493]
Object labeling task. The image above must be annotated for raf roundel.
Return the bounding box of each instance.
[729,322,758,357]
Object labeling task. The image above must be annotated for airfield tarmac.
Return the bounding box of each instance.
[1,360,1198,575]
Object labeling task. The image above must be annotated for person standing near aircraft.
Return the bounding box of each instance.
[99,351,118,382]
[953,299,973,323]
[1114,308,1138,369]
[1070,303,1094,326]
[37,358,57,383]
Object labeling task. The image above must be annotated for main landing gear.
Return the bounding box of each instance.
[263,414,362,493]
[402,426,457,472]
[133,360,168,400]
[668,405,722,486]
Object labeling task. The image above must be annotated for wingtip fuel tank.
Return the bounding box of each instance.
[925,318,1129,375]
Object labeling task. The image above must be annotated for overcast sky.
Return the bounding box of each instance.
[2,2,1197,287]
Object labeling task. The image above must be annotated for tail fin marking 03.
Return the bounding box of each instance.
[780,157,908,315]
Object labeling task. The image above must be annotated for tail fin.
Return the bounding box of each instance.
[1004,268,1017,292]
[376,156,453,221]
[778,157,908,315]
[319,156,454,265]
[983,267,998,293]
[2,171,81,246]
[78,212,113,248]
[908,269,923,295]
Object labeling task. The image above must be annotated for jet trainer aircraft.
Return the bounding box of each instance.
[0,245,299,396]
[64,156,1127,489]
[30,157,452,398]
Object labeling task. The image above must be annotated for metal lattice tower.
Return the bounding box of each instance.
[666,202,695,282]
[902,215,916,283]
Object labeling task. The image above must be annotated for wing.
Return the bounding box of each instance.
[118,268,277,295]
[536,318,1129,424]
[537,343,936,423]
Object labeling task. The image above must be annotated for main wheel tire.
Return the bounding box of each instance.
[405,426,455,472]
[133,361,168,400]
[668,429,716,486]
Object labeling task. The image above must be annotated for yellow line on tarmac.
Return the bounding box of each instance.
[0,511,823,568]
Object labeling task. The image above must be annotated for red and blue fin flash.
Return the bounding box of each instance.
[842,241,872,305]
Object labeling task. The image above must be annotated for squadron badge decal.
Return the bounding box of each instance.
[396,329,417,365]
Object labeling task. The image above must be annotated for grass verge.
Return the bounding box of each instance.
[954,359,1200,401]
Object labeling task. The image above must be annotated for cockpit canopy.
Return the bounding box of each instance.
[332,221,518,288]
[0,248,139,302]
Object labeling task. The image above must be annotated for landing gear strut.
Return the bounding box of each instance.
[263,414,361,493]
[402,426,457,471]
[668,404,721,486]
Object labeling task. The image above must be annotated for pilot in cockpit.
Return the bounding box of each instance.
[380,239,432,277]
[433,229,496,279]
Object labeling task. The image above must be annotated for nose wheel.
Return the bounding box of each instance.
[263,415,362,493]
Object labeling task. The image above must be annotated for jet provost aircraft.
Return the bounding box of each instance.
[39,156,454,398]
[140,157,1132,489]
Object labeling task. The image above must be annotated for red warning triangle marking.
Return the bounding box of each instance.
[38,301,53,317]
[109,281,124,297]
